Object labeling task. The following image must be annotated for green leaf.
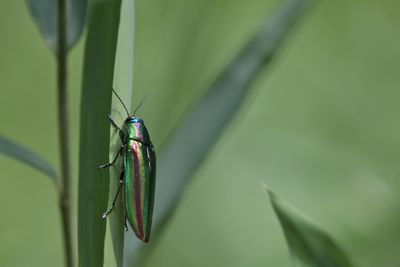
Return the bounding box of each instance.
[124,0,312,265]
[265,186,354,267]
[0,136,57,183]
[25,0,87,51]
[78,1,121,267]
[104,0,135,266]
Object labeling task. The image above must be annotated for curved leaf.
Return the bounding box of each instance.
[104,0,135,266]
[124,0,312,265]
[0,136,57,183]
[265,186,354,267]
[25,0,87,51]
[78,1,121,267]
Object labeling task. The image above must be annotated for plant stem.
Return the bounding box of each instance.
[57,0,73,266]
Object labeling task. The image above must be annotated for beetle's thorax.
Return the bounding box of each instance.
[122,116,151,145]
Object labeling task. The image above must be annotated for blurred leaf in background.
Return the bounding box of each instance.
[25,0,87,51]
[266,186,354,267]
[0,137,57,182]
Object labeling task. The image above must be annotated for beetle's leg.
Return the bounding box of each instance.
[108,114,125,142]
[108,114,121,131]
[101,179,124,219]
[98,144,124,169]
[124,215,129,232]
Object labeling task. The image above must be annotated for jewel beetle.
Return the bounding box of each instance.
[99,89,156,242]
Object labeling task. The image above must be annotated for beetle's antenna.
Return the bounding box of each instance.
[133,96,146,115]
[112,89,130,117]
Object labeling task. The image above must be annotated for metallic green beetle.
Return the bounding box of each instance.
[99,89,156,242]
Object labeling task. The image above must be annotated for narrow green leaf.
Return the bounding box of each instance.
[124,0,312,264]
[265,186,354,267]
[0,136,57,182]
[78,1,121,267]
[104,0,135,266]
[25,0,87,51]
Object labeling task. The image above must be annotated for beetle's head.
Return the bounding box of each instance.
[125,116,143,124]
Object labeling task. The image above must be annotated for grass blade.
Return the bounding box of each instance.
[0,136,57,182]
[78,1,121,267]
[25,0,87,51]
[124,0,312,265]
[265,186,354,267]
[104,0,135,266]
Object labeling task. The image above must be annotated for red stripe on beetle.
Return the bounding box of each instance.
[131,142,144,239]
[134,123,143,142]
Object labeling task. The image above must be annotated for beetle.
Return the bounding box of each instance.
[98,89,156,242]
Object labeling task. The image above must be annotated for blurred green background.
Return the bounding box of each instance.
[1,0,399,266]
